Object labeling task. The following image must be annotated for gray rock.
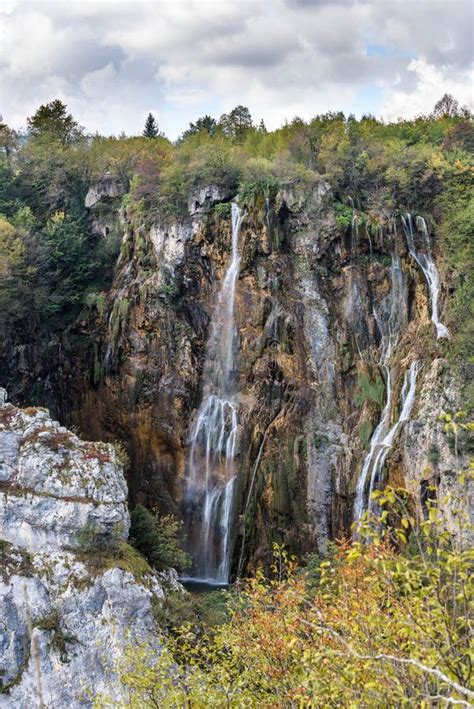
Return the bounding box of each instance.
[0,402,168,706]
[187,184,233,215]
[85,174,125,209]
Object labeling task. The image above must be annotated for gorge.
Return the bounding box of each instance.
[1,177,469,579]
[0,104,472,705]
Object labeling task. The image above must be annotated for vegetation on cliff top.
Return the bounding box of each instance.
[0,97,472,401]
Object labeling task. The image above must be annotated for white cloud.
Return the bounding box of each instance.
[0,0,472,138]
[380,59,474,120]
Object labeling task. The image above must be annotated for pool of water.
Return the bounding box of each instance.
[180,577,230,594]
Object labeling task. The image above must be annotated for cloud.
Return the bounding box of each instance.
[380,59,474,120]
[0,0,472,138]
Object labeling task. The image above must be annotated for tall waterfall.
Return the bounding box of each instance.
[183,203,243,584]
[402,214,450,339]
[353,254,413,521]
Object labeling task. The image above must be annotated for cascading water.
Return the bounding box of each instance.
[183,203,243,584]
[353,253,412,521]
[367,360,419,508]
[402,214,450,339]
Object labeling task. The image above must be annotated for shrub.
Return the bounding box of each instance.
[129,504,189,572]
[114,478,474,707]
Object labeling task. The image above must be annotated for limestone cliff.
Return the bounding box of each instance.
[1,179,468,577]
[0,389,167,706]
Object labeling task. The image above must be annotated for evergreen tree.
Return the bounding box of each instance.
[181,115,217,140]
[143,113,159,138]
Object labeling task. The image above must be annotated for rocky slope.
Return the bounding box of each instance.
[1,178,469,576]
[0,388,167,706]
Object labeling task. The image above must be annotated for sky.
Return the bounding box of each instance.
[1,0,473,139]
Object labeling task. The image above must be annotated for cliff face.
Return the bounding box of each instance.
[2,180,467,576]
[0,389,166,706]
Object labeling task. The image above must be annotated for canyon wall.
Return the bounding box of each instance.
[2,180,467,576]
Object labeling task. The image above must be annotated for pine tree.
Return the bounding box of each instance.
[143,113,159,138]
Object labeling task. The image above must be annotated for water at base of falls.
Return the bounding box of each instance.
[183,203,244,585]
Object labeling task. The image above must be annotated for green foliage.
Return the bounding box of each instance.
[218,105,253,142]
[239,171,279,209]
[34,210,117,325]
[436,157,474,408]
[129,504,189,572]
[153,588,231,638]
[213,202,231,218]
[355,372,385,408]
[143,113,160,138]
[333,201,353,229]
[0,215,48,328]
[181,115,217,141]
[27,99,82,144]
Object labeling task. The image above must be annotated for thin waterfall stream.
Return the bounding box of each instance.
[353,212,447,522]
[402,214,450,339]
[182,203,243,584]
[353,252,417,521]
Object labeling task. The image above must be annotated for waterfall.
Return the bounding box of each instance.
[354,361,419,522]
[183,203,243,584]
[353,254,410,521]
[401,214,450,339]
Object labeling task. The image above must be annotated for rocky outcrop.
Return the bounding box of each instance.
[65,181,464,573]
[0,390,165,706]
[84,174,125,209]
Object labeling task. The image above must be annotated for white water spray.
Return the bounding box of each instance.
[354,360,419,521]
[183,203,243,583]
[402,214,450,339]
[353,254,410,521]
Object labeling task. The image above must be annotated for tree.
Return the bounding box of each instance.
[431,93,469,119]
[258,118,267,133]
[143,113,159,138]
[0,216,47,328]
[27,100,82,144]
[0,115,17,159]
[129,504,189,571]
[181,115,217,140]
[218,105,253,141]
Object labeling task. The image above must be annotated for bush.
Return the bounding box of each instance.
[115,479,474,707]
[129,504,189,572]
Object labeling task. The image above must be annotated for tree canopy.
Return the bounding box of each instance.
[27,99,83,144]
